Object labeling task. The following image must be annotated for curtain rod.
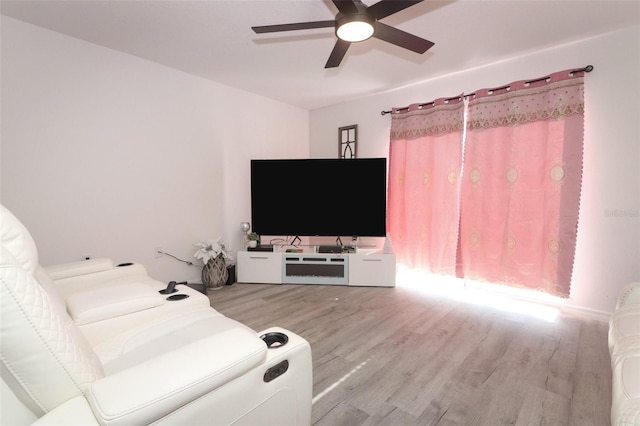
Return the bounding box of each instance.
[380,65,594,116]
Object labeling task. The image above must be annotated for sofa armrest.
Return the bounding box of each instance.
[31,396,99,425]
[87,328,267,426]
[44,258,115,280]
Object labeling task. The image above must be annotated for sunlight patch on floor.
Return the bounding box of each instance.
[312,357,371,405]
[396,268,561,323]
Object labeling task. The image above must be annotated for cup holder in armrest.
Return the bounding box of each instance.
[260,332,288,348]
[166,294,189,301]
[159,288,178,295]
[116,262,134,267]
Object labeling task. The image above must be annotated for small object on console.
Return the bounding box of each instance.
[159,281,178,294]
[247,244,274,252]
[318,245,342,254]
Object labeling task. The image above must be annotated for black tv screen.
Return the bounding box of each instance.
[251,158,387,237]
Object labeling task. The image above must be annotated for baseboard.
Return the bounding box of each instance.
[462,279,613,323]
[398,271,614,323]
[560,303,612,323]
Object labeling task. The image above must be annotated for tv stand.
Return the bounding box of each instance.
[237,250,395,287]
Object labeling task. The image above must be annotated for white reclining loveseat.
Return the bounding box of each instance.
[608,282,640,425]
[0,205,312,425]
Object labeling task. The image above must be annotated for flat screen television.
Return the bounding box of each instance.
[251,158,387,237]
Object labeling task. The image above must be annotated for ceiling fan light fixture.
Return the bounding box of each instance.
[252,0,432,68]
[336,14,374,42]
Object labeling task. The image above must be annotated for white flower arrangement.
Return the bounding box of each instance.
[194,237,232,265]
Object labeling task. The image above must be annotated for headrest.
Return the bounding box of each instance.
[0,205,39,275]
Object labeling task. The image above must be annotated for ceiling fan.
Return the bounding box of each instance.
[251,0,434,68]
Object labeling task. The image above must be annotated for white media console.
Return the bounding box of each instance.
[237,250,396,287]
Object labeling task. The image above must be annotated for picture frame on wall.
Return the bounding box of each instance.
[339,124,357,159]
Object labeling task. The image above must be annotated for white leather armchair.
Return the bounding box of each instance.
[0,205,313,425]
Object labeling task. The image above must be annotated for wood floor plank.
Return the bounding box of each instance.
[569,320,612,426]
[314,401,369,426]
[361,402,419,426]
[209,283,612,426]
[515,383,570,426]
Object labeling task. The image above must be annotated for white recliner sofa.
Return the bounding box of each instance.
[0,205,313,425]
[608,282,640,425]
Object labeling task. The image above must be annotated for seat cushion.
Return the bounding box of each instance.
[95,308,259,374]
[87,317,268,426]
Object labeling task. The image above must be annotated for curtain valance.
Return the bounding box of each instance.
[389,95,465,141]
[467,69,585,131]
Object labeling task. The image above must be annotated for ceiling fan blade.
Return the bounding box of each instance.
[325,39,351,68]
[252,20,335,34]
[332,0,359,15]
[373,22,434,54]
[368,0,424,20]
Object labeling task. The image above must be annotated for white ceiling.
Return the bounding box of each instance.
[2,0,639,110]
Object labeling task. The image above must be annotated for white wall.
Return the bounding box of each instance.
[2,16,638,316]
[310,26,640,316]
[1,16,309,283]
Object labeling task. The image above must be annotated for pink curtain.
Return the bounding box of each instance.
[458,69,585,296]
[388,97,464,275]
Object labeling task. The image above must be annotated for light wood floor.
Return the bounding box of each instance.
[209,283,611,426]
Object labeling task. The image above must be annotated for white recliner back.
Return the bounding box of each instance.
[0,205,39,275]
[1,245,105,421]
[0,205,79,317]
[1,206,106,422]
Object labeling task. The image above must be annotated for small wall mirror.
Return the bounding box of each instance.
[339,124,357,159]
